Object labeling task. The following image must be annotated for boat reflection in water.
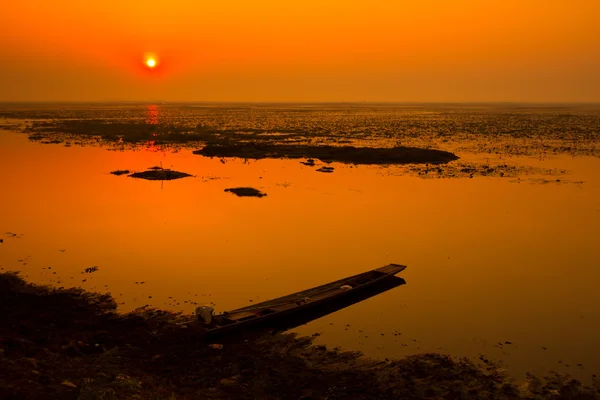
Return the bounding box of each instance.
[273,275,406,333]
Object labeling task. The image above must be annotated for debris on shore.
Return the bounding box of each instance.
[224,187,267,198]
[1,272,599,400]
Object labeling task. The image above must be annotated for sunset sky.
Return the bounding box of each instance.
[1,0,599,102]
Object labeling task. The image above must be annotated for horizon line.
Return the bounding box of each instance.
[2,100,600,105]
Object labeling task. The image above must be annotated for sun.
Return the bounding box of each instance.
[146,58,157,68]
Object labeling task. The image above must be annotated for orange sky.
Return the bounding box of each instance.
[1,0,599,102]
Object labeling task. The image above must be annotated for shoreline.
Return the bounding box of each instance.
[1,272,598,399]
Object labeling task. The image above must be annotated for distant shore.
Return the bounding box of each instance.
[1,272,598,399]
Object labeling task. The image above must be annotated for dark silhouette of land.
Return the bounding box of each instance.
[2,272,598,399]
[195,143,459,165]
[128,168,192,181]
[224,187,267,197]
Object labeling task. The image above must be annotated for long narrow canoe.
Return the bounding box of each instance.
[195,263,406,337]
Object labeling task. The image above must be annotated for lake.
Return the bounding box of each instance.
[1,103,599,381]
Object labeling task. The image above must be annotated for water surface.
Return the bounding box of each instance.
[1,104,599,381]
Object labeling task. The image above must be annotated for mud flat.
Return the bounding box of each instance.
[194,142,459,165]
[2,272,598,400]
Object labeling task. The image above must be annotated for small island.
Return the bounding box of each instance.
[194,142,459,165]
[224,187,267,198]
[128,168,192,181]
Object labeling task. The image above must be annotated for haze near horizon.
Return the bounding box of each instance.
[1,0,599,102]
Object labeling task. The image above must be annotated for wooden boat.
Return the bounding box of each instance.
[266,275,406,333]
[194,263,407,337]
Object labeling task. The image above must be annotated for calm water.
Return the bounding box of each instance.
[1,104,599,381]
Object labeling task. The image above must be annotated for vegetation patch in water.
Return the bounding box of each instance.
[316,166,335,173]
[195,142,459,165]
[109,169,130,176]
[224,187,267,197]
[129,168,192,181]
[396,162,575,184]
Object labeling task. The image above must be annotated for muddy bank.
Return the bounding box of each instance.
[1,273,598,400]
[194,143,459,165]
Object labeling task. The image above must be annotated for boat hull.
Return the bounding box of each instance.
[197,264,407,338]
